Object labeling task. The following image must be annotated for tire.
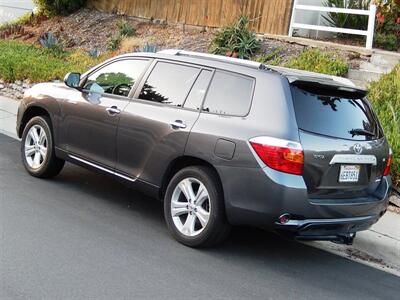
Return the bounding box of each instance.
[21,116,65,178]
[164,166,231,247]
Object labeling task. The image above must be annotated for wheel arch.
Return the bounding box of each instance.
[18,105,52,138]
[159,156,223,201]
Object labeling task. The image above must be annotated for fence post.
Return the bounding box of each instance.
[288,0,298,37]
[366,4,377,49]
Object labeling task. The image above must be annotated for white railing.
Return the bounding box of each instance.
[288,0,377,49]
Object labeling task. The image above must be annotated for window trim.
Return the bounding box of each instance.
[133,59,213,112]
[79,57,152,100]
[199,69,256,118]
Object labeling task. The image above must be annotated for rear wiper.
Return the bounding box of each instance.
[349,128,375,137]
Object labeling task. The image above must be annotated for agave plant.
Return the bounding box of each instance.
[210,15,261,59]
[323,0,370,31]
[39,32,59,49]
[142,44,158,53]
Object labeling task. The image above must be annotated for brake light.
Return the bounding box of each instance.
[249,137,304,175]
[383,149,393,176]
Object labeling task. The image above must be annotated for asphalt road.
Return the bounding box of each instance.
[1,133,399,300]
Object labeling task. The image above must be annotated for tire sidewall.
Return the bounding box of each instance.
[164,167,222,247]
[21,116,54,177]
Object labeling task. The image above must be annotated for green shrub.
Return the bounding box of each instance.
[33,0,86,16]
[210,15,261,59]
[285,48,349,76]
[117,20,136,37]
[254,48,282,66]
[106,34,123,51]
[368,64,400,187]
[374,33,399,51]
[0,40,104,82]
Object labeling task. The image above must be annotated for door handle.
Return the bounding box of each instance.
[170,120,187,129]
[106,106,121,115]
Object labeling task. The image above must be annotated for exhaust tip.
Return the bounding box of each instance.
[279,214,291,224]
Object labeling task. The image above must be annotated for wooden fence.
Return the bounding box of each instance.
[87,0,293,35]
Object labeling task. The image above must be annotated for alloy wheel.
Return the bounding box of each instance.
[24,125,48,169]
[171,177,211,237]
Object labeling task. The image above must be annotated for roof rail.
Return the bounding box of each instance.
[158,49,267,70]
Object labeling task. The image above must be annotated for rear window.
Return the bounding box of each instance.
[202,71,254,116]
[291,86,381,141]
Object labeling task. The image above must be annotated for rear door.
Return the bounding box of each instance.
[290,84,390,199]
[115,60,213,185]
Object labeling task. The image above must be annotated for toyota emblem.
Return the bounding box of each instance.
[353,143,363,155]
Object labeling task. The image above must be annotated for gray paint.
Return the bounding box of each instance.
[16,51,391,241]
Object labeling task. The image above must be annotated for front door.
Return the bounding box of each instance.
[116,61,214,186]
[61,58,149,169]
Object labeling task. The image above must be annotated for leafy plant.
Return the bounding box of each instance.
[117,20,136,37]
[374,0,400,51]
[374,32,399,50]
[33,0,86,16]
[285,48,349,76]
[323,0,370,36]
[142,44,158,53]
[106,34,123,51]
[39,32,58,48]
[368,64,400,186]
[0,40,106,82]
[210,15,261,59]
[254,48,282,65]
[88,48,101,58]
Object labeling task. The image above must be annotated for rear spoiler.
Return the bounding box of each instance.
[289,77,367,98]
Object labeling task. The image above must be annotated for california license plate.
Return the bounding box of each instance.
[339,165,360,183]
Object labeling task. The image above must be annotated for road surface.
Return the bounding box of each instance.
[0,133,399,300]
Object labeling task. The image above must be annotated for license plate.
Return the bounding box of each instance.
[339,165,360,183]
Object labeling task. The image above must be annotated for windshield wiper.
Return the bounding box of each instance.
[349,128,375,137]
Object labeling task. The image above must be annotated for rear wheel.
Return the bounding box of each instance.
[21,116,65,178]
[164,166,231,247]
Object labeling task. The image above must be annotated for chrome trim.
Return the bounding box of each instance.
[278,215,375,228]
[69,155,136,182]
[329,154,377,165]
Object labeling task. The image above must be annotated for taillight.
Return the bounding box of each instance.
[249,137,304,175]
[383,149,393,176]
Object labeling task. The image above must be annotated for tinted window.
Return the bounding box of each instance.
[203,71,254,116]
[139,62,200,106]
[83,59,148,97]
[291,86,380,140]
[184,70,212,110]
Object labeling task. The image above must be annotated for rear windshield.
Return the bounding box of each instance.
[290,86,381,141]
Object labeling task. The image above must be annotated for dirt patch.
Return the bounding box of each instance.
[0,8,368,66]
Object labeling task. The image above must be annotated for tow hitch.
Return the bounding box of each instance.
[333,233,356,245]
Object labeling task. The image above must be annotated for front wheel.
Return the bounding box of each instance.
[21,116,65,178]
[164,166,231,247]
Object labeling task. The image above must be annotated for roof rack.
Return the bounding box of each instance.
[158,49,267,70]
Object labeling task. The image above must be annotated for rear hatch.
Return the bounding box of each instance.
[290,81,390,200]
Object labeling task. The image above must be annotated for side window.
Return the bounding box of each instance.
[83,59,148,97]
[138,62,200,107]
[203,71,254,116]
[184,70,213,111]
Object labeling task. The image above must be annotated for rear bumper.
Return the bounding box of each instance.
[275,214,381,242]
[217,164,391,239]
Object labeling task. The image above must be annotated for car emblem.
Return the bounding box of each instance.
[353,143,363,155]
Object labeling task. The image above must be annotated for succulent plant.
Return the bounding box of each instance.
[142,44,158,53]
[39,32,58,49]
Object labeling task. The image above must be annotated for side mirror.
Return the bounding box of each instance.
[64,72,81,89]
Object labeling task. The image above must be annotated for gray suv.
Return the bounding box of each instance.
[17,50,392,247]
